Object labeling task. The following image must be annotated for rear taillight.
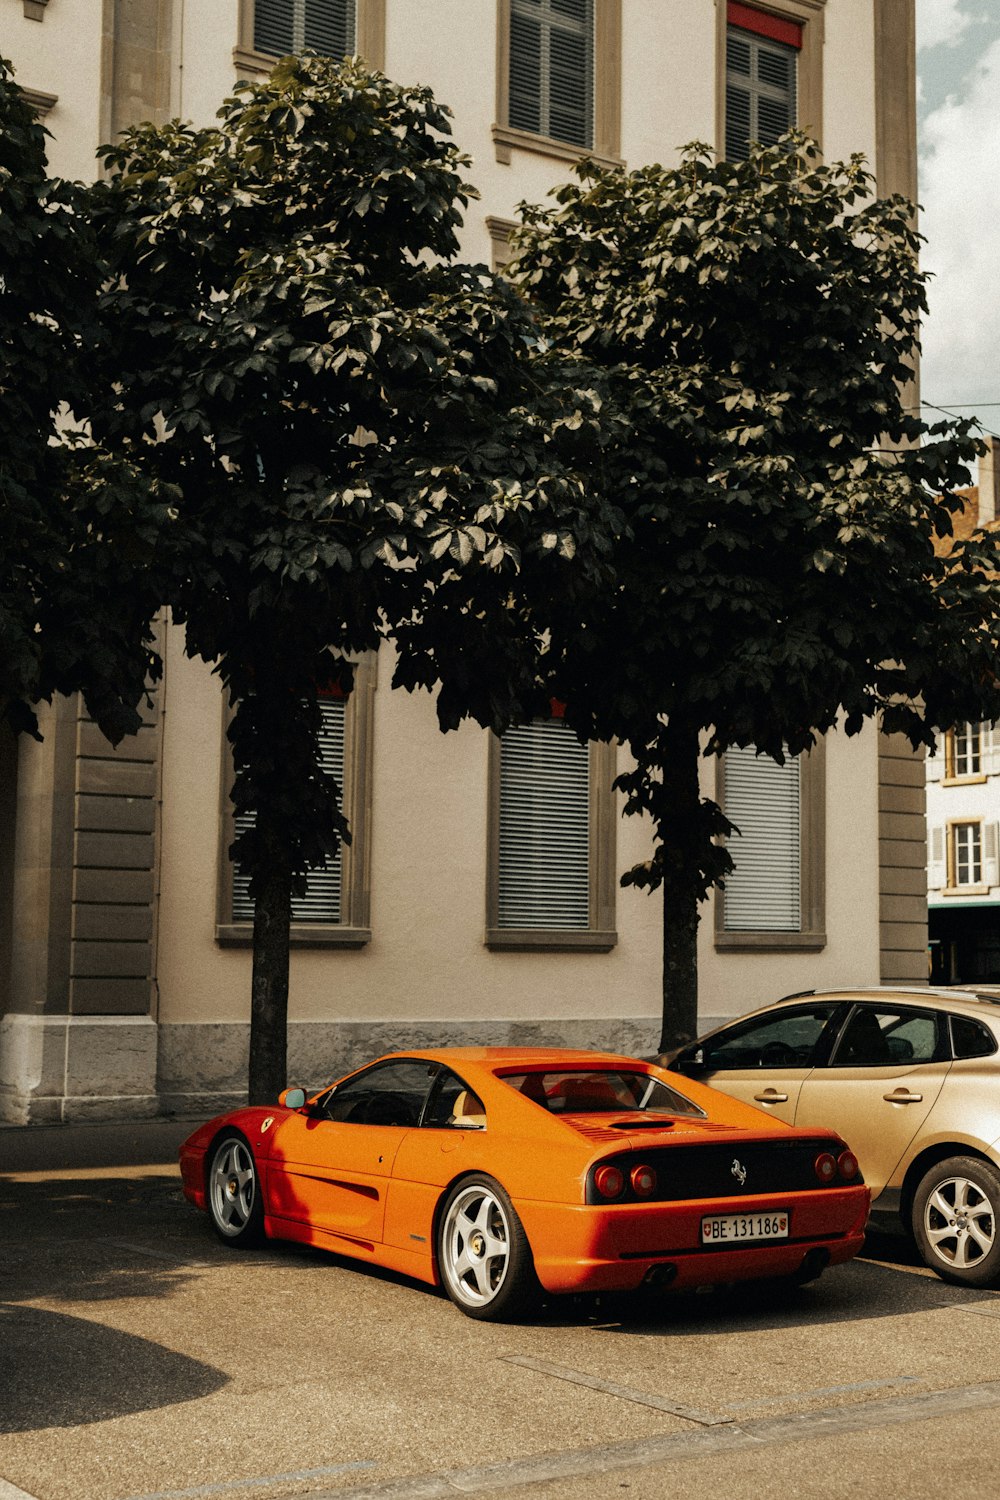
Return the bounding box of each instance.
[593,1164,625,1199]
[630,1164,657,1198]
[814,1151,837,1184]
[837,1149,859,1181]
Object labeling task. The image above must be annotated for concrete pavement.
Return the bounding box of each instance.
[0,1116,198,1174]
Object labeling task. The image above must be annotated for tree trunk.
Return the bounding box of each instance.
[658,719,702,1054]
[248,826,292,1105]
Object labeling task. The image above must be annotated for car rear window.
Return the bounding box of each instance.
[950,1014,998,1059]
[499,1070,705,1117]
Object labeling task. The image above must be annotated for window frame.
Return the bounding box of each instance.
[947,818,985,893]
[493,0,622,168]
[716,0,825,159]
[235,0,386,78]
[944,722,985,784]
[825,1003,946,1069]
[485,727,617,951]
[714,738,826,952]
[216,653,376,948]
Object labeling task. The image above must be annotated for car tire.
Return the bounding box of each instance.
[912,1155,1000,1287]
[207,1131,265,1247]
[437,1175,540,1321]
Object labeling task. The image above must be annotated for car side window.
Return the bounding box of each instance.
[423,1069,487,1130]
[829,1006,941,1068]
[696,1004,845,1070]
[950,1014,998,1059]
[321,1060,437,1126]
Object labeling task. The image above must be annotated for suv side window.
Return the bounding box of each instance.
[829,1005,942,1068]
[692,1003,845,1071]
[950,1014,998,1059]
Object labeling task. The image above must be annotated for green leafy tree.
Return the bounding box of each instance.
[0,60,162,742]
[85,55,611,1102]
[508,137,1000,1051]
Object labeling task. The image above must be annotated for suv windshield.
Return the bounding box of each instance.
[500,1070,705,1117]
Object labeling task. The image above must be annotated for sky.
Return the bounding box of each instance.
[916,0,1000,458]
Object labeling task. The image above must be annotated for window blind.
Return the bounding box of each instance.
[254,0,356,59]
[232,696,345,923]
[725,25,797,162]
[724,746,801,931]
[509,0,594,149]
[497,719,591,929]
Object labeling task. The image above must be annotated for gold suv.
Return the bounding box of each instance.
[667,987,1000,1287]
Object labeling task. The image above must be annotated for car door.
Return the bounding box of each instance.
[793,1003,952,1196]
[267,1059,439,1245]
[672,1001,848,1123]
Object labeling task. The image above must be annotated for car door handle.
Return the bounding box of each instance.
[883,1090,923,1104]
[753,1090,789,1104]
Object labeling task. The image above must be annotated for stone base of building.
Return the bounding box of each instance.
[1,1013,668,1122]
[0,1014,161,1124]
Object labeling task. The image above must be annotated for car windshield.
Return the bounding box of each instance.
[499,1070,705,1117]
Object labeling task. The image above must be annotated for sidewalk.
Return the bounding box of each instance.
[0,1116,200,1174]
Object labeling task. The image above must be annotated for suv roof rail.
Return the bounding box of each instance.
[776,989,816,1003]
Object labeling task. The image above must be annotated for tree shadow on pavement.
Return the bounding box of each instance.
[0,1303,228,1432]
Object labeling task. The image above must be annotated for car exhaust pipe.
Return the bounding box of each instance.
[795,1248,830,1285]
[642,1263,677,1288]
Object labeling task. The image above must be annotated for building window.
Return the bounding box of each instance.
[493,0,622,167]
[715,739,826,951]
[486,716,616,950]
[236,0,385,76]
[717,1,824,160]
[254,0,355,58]
[217,654,376,947]
[951,822,983,889]
[945,723,983,780]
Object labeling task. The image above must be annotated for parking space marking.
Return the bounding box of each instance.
[0,1479,42,1500]
[307,1379,1000,1499]
[723,1375,921,1409]
[121,1461,377,1500]
[499,1354,733,1426]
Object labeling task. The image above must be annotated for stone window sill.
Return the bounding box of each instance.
[486,927,617,953]
[216,923,370,949]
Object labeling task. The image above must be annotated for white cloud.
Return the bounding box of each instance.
[916,0,976,51]
[919,36,1000,414]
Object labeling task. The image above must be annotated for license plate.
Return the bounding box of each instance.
[701,1211,789,1244]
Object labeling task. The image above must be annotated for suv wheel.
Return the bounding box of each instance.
[912,1156,1000,1287]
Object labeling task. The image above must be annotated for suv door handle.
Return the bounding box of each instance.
[883,1090,923,1104]
[753,1090,789,1104]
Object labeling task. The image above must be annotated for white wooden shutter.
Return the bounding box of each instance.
[232,696,346,923]
[497,719,590,929]
[725,27,797,162]
[925,733,945,782]
[509,0,593,149]
[928,825,946,892]
[723,746,801,931]
[254,0,355,58]
[984,722,1000,777]
[986,823,1000,889]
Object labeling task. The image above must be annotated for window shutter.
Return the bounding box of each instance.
[984,721,1000,777]
[986,823,999,889]
[232,697,346,923]
[928,825,946,891]
[497,719,590,929]
[254,0,356,58]
[723,747,801,931]
[725,24,797,162]
[926,736,945,782]
[509,0,593,149]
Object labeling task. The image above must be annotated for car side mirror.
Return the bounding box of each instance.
[279,1087,307,1110]
[676,1047,706,1075]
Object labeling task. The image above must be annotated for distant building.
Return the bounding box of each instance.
[0,0,925,1122]
[927,439,1000,983]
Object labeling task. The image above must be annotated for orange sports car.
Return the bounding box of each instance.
[179,1047,870,1320]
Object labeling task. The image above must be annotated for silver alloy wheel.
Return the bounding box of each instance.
[922,1173,996,1270]
[440,1183,511,1308]
[209,1137,257,1239]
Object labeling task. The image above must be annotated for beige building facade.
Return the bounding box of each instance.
[0,0,926,1123]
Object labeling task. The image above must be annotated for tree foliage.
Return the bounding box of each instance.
[85,55,612,1099]
[508,138,1000,1047]
[0,59,162,742]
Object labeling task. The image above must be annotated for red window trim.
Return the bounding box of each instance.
[727,2,803,50]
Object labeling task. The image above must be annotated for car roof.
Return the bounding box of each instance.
[774,986,1000,1014]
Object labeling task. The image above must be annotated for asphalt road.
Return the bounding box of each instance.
[3,1126,1000,1500]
